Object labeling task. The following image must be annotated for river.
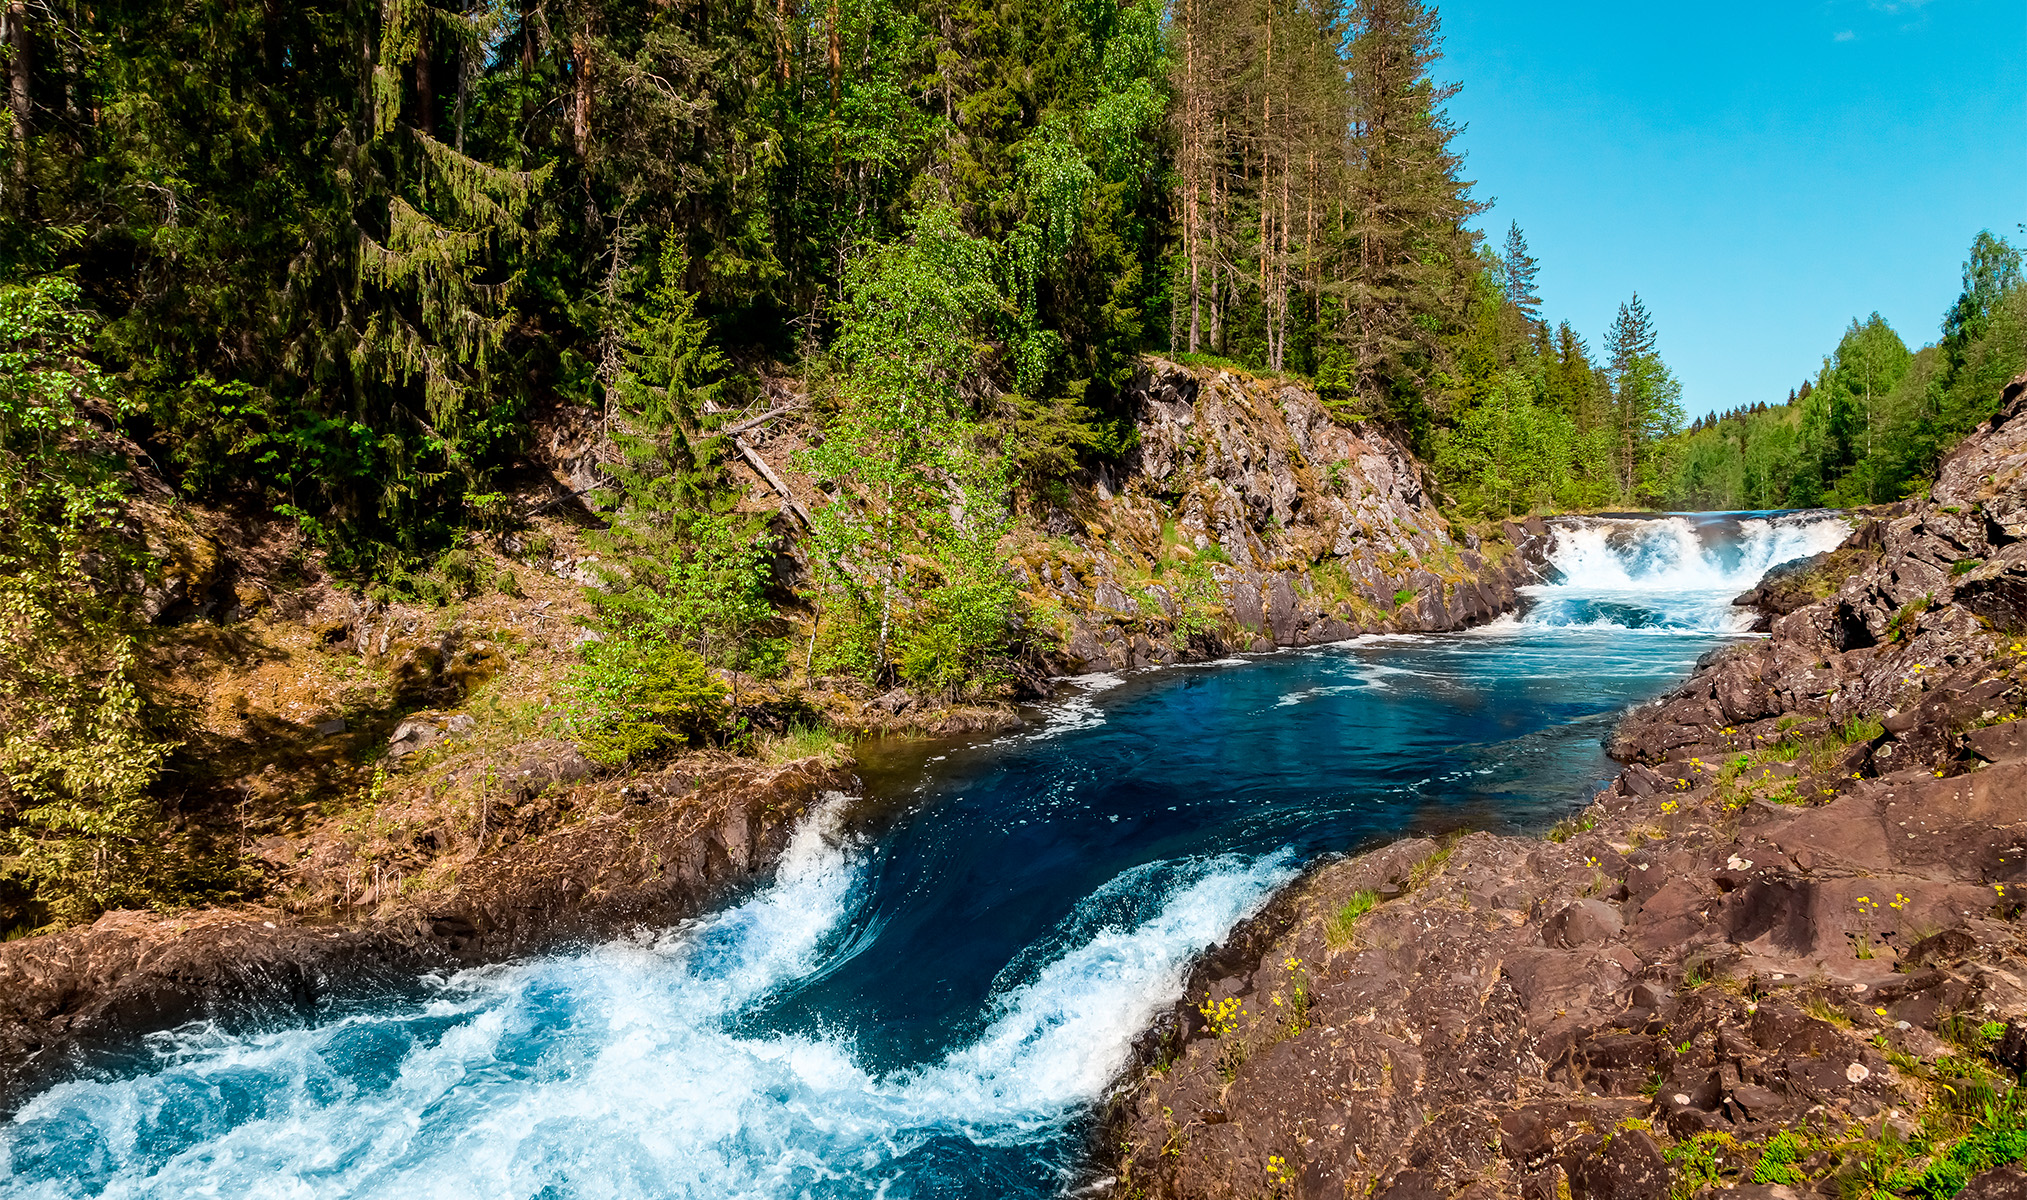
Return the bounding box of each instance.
[0,511,1848,1199]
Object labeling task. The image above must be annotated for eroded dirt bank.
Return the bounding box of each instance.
[0,754,852,1116]
[1106,374,2027,1200]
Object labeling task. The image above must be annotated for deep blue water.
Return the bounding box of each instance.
[0,513,1848,1199]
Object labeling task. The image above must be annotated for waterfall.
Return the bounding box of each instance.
[1516,510,1851,633]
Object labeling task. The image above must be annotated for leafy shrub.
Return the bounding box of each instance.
[0,278,190,928]
[1163,558,1223,640]
[569,640,732,765]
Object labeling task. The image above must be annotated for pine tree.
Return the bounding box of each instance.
[1500,221,1541,323]
[1604,293,1683,500]
[585,239,776,665]
[1340,0,1483,438]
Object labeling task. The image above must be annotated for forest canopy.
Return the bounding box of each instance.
[0,0,1710,539]
[1658,231,2027,511]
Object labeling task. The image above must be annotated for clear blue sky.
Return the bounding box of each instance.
[1438,0,2026,419]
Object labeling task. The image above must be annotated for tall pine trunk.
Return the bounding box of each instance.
[6,0,28,180]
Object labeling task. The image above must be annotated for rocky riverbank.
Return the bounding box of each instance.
[1023,359,1554,672]
[1105,374,2027,1200]
[0,353,1547,1119]
[0,753,852,1117]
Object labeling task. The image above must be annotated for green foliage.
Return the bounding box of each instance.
[1667,1132,1742,1199]
[1753,1130,1809,1186]
[1605,294,1687,503]
[1324,890,1379,948]
[1434,266,1680,513]
[1435,368,1619,515]
[582,244,775,671]
[799,207,1021,694]
[564,249,776,755]
[0,278,186,927]
[1913,1094,2027,1199]
[757,723,850,766]
[1659,232,2026,510]
[1546,812,1598,842]
[570,640,733,766]
[1007,381,1131,482]
[1159,558,1224,642]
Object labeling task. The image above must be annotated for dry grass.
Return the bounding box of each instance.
[132,513,610,915]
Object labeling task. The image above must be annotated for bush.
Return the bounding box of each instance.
[0,277,192,928]
[569,640,733,765]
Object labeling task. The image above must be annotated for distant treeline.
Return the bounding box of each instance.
[1659,232,2026,511]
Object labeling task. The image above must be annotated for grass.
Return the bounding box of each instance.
[1667,1132,1743,1200]
[1941,1015,2009,1056]
[756,723,851,765]
[1886,595,1936,644]
[1547,812,1599,843]
[1325,889,1379,948]
[1410,838,1458,889]
[1704,713,1888,811]
[1805,996,1857,1029]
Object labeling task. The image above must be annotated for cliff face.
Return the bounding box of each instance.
[1018,360,1549,674]
[1106,374,2027,1200]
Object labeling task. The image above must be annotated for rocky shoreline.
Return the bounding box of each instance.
[1102,373,2027,1200]
[0,754,853,1117]
[1033,360,1556,675]
[11,367,2023,1196]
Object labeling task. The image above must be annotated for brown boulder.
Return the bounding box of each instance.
[1969,720,2027,764]
[1961,1166,2027,1200]
[1566,1129,1668,1200]
[1546,899,1625,948]
[499,739,599,800]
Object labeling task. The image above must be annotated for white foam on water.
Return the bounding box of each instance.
[1520,512,1850,634]
[1015,671,1137,742]
[0,806,1295,1200]
[1273,683,1373,707]
[1061,672,1126,692]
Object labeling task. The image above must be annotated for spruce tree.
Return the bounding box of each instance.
[1604,293,1683,500]
[1340,0,1483,439]
[584,238,774,669]
[573,240,774,759]
[1500,221,1542,323]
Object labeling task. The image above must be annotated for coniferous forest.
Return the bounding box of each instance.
[3,0,2018,544]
